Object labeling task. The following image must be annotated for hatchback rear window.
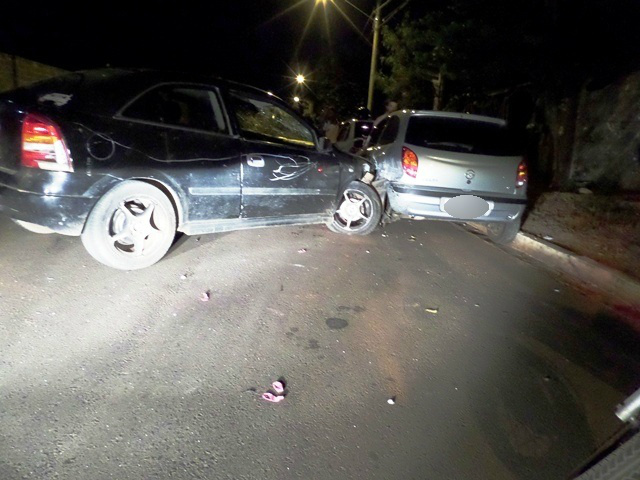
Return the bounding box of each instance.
[405,116,522,156]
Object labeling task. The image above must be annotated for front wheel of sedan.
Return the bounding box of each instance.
[486,218,521,245]
[81,181,177,270]
[328,181,382,235]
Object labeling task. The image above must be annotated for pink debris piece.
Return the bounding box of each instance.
[200,291,210,302]
[272,381,285,394]
[261,392,285,403]
[298,248,307,254]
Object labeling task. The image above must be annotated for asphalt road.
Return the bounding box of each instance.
[1,215,639,480]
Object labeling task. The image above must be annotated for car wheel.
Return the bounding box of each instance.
[486,218,521,245]
[81,180,177,270]
[328,181,382,235]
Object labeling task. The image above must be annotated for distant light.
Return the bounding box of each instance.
[293,96,300,103]
[316,0,328,5]
[296,74,305,84]
[361,125,370,130]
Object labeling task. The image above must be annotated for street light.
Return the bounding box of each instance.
[296,74,306,84]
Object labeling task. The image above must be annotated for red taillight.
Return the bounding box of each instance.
[402,146,418,178]
[21,113,73,172]
[516,159,528,187]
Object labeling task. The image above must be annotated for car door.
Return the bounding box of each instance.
[227,90,340,219]
[119,84,241,223]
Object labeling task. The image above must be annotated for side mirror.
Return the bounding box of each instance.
[318,136,333,153]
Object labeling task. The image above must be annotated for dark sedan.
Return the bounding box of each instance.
[0,69,381,269]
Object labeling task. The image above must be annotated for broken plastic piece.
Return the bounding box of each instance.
[298,248,307,253]
[261,392,285,403]
[387,397,396,405]
[425,307,439,314]
[272,381,285,394]
[200,291,210,302]
[543,236,553,241]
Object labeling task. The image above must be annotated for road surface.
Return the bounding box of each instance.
[1,215,639,480]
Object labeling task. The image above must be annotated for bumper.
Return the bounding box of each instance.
[388,183,527,223]
[0,184,96,235]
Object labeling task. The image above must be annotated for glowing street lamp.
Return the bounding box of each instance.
[296,74,306,85]
[293,96,301,103]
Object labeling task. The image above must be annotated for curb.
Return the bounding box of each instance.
[466,223,640,309]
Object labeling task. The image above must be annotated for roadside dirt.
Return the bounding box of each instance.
[522,192,640,281]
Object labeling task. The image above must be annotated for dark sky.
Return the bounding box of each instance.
[0,0,376,94]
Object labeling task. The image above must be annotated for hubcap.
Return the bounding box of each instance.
[109,199,165,256]
[336,189,372,230]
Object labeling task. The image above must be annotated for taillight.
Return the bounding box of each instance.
[402,146,418,178]
[21,113,73,172]
[516,159,528,187]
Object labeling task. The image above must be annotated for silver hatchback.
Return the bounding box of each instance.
[363,111,528,244]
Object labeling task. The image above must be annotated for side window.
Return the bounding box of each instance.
[229,92,315,148]
[368,118,388,146]
[378,115,400,146]
[122,85,227,133]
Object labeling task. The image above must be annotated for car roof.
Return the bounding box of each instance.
[386,110,506,126]
[5,68,284,116]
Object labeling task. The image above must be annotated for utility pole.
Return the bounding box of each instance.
[366,0,410,113]
[367,0,381,112]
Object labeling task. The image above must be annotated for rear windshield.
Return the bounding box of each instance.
[405,116,522,156]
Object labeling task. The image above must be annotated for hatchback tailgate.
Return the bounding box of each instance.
[410,145,521,195]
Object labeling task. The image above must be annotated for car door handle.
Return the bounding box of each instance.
[247,155,265,168]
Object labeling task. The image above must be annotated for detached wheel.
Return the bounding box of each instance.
[328,181,381,235]
[81,181,177,270]
[486,218,521,245]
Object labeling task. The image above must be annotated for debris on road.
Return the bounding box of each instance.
[261,392,285,403]
[180,274,187,280]
[381,233,388,238]
[292,264,305,268]
[409,235,417,242]
[200,291,210,302]
[543,235,554,241]
[387,397,396,405]
[425,307,439,314]
[298,248,307,254]
[261,379,287,403]
[366,250,371,254]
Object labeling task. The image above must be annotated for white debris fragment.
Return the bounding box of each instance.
[387,398,395,405]
[381,233,388,238]
[543,236,554,241]
[298,248,307,254]
[425,308,439,314]
[200,291,210,302]
[365,250,371,254]
[180,274,187,280]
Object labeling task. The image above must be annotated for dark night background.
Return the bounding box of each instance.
[0,1,375,99]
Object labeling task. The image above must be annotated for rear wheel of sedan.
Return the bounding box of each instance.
[81,181,177,270]
[486,218,521,245]
[328,181,382,235]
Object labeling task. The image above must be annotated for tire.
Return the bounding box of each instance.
[327,181,382,235]
[81,180,177,270]
[486,218,521,245]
